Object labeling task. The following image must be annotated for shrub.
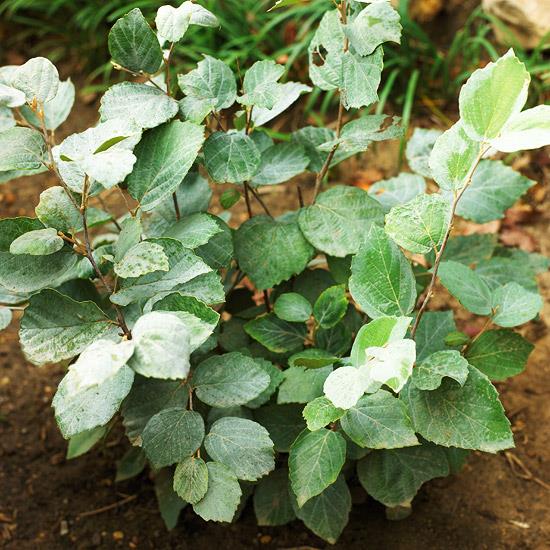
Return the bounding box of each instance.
[0,0,549,543]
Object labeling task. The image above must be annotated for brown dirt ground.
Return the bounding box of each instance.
[1,86,549,550]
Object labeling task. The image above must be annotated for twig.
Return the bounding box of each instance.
[410,145,489,339]
[165,42,175,97]
[297,184,305,208]
[243,182,254,218]
[248,186,274,218]
[172,192,181,221]
[77,494,137,519]
[504,452,550,491]
[263,290,271,313]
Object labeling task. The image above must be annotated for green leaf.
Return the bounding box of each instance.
[252,81,311,127]
[19,289,111,365]
[437,261,492,315]
[239,60,285,109]
[0,306,12,331]
[254,403,305,452]
[114,216,141,262]
[163,212,223,250]
[340,390,418,448]
[53,364,134,439]
[451,160,536,223]
[178,56,236,122]
[299,186,384,257]
[368,173,426,213]
[203,131,261,184]
[129,311,192,379]
[414,310,457,363]
[341,48,384,109]
[0,127,46,171]
[491,282,542,327]
[194,216,233,270]
[313,285,347,329]
[35,186,81,233]
[245,358,284,409]
[245,313,307,353]
[251,143,309,186]
[289,428,346,507]
[274,293,312,323]
[385,193,451,254]
[303,396,344,431]
[9,227,64,256]
[402,365,514,452]
[12,57,59,103]
[142,408,204,468]
[99,82,179,130]
[121,376,189,444]
[111,238,211,306]
[204,417,275,481]
[350,224,417,318]
[412,350,469,390]
[127,120,205,211]
[254,468,296,526]
[114,241,169,278]
[426,233,497,266]
[406,128,442,178]
[357,443,449,507]
[108,8,163,74]
[316,322,352,356]
[293,475,351,544]
[115,447,146,482]
[490,104,550,152]
[459,49,529,142]
[193,351,270,407]
[429,121,481,191]
[173,456,208,505]
[66,425,108,459]
[277,366,332,404]
[154,469,186,530]
[193,461,242,522]
[220,188,241,209]
[344,1,402,56]
[289,348,338,369]
[235,215,314,290]
[475,257,538,292]
[464,329,533,381]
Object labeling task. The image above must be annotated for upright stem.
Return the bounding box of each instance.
[410,146,489,339]
[311,0,348,203]
[165,43,175,97]
[243,182,254,217]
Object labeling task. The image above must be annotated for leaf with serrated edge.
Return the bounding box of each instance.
[412,350,469,391]
[173,456,208,504]
[303,396,344,431]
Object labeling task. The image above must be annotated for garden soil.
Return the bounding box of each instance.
[1,95,549,550]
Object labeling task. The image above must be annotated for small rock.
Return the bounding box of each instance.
[259,534,272,544]
[112,530,124,541]
[59,519,69,536]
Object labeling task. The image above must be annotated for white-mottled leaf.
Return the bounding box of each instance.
[239,60,285,109]
[12,57,59,103]
[251,143,309,185]
[0,127,46,171]
[491,282,542,327]
[114,241,169,278]
[412,350,469,391]
[9,227,64,256]
[0,306,12,331]
[406,128,442,178]
[252,82,311,126]
[0,82,25,108]
[368,173,426,213]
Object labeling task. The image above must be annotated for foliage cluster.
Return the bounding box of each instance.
[0,0,549,543]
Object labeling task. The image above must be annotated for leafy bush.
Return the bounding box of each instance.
[1,0,549,543]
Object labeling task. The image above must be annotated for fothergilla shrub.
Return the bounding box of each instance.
[0,0,548,543]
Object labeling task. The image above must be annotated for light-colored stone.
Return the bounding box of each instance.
[482,0,550,49]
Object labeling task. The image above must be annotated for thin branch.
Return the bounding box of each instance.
[263,290,271,313]
[248,186,274,218]
[165,42,175,97]
[410,146,489,339]
[172,192,181,221]
[297,184,305,208]
[243,182,254,218]
[77,494,137,519]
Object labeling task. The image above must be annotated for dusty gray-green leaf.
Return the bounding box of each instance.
[245,313,307,353]
[114,216,142,262]
[289,428,346,507]
[464,329,533,381]
[99,82,179,129]
[12,57,59,103]
[341,48,383,109]
[350,224,417,318]
[235,215,314,290]
[239,60,285,109]
[252,81,311,127]
[253,403,306,452]
[299,185,384,257]
[278,366,332,405]
[412,350,469,390]
[9,227,64,256]
[127,120,205,211]
[0,127,46,171]
[203,131,261,184]
[114,241,169,278]
[303,396,344,431]
[340,390,419,449]
[475,257,538,293]
[0,105,15,130]
[402,366,514,452]
[193,351,270,407]
[313,285,347,329]
[115,447,147,481]
[154,469,187,530]
[406,128,442,178]
[245,358,284,409]
[414,310,457,363]
[274,293,312,323]
[205,417,275,481]
[35,186,81,233]
[19,289,111,366]
[459,49,529,142]
[426,233,497,267]
[173,456,208,504]
[163,212,222,249]
[368,173,426,213]
[437,261,492,315]
[192,461,242,522]
[385,193,451,254]
[108,8,163,74]
[357,443,449,507]
[251,143,309,186]
[0,306,12,331]
[66,425,108,459]
[142,408,204,468]
[491,282,542,327]
[254,468,295,526]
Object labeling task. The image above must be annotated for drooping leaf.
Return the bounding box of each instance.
[66,425,108,459]
[289,428,346,507]
[313,285,348,329]
[368,173,426,213]
[402,366,514,452]
[142,407,204,468]
[204,417,275,481]
[245,313,307,353]
[12,57,59,103]
[115,447,147,482]
[154,469,187,530]
[0,127,46,171]
[251,82,311,127]
[193,351,270,407]
[108,8,163,74]
[406,128,442,178]
[251,143,310,186]
[238,60,285,109]
[303,396,345,431]
[464,329,533,381]
[173,456,209,505]
[426,233,497,267]
[127,120,205,211]
[491,282,542,327]
[411,350,469,391]
[254,468,296,526]
[340,48,384,109]
[349,224,417,318]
